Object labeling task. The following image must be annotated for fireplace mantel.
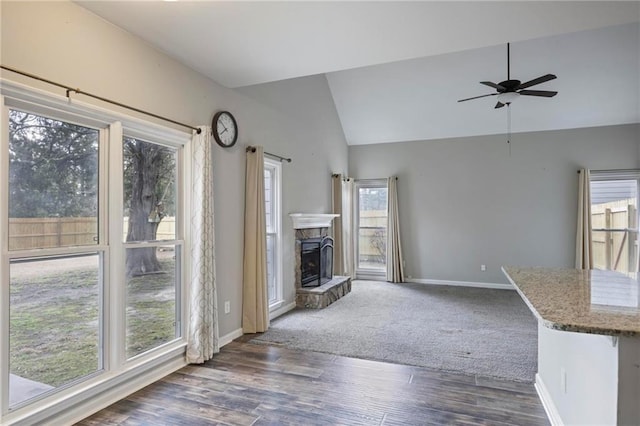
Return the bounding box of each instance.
[289,213,339,229]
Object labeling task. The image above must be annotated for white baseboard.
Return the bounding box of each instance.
[270,301,296,321]
[219,327,244,347]
[535,373,563,426]
[406,277,514,291]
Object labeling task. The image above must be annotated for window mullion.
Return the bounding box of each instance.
[1,97,10,415]
[97,127,109,374]
[108,121,126,370]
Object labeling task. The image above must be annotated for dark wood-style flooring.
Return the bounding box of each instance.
[77,340,549,425]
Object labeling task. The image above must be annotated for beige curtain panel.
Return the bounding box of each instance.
[242,146,269,333]
[187,126,219,363]
[575,168,593,269]
[331,174,345,276]
[386,176,405,282]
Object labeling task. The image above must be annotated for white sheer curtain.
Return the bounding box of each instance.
[187,126,219,364]
[576,168,593,269]
[242,146,269,333]
[386,176,405,282]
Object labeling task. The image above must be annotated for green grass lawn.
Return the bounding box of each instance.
[10,258,176,388]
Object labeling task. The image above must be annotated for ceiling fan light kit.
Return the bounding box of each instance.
[497,92,520,104]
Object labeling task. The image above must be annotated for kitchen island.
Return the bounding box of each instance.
[502,267,640,426]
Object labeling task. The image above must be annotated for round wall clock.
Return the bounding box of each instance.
[212,111,238,148]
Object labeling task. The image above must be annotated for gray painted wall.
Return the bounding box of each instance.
[1,1,348,337]
[349,124,640,284]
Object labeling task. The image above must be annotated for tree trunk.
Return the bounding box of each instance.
[125,142,163,277]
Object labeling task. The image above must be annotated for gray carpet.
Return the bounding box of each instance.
[251,280,538,382]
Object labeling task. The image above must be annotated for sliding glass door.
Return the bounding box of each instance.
[590,171,639,276]
[355,179,388,280]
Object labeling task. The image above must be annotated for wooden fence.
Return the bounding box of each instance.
[358,210,387,263]
[10,203,638,274]
[592,199,637,274]
[8,217,176,250]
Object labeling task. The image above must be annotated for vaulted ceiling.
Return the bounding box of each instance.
[77,1,640,145]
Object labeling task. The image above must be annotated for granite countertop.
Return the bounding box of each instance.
[502,266,640,337]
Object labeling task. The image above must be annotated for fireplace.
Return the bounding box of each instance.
[290,214,351,309]
[300,236,333,287]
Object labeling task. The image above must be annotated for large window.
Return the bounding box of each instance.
[590,170,639,276]
[7,111,103,408]
[264,157,283,310]
[123,137,181,358]
[355,179,388,279]
[1,89,188,418]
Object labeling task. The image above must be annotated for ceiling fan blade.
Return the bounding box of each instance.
[519,90,558,97]
[457,93,498,102]
[518,74,557,89]
[495,102,505,109]
[480,81,505,91]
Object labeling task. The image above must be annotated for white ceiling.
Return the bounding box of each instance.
[77,1,640,145]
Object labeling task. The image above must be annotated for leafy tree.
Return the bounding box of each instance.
[9,110,98,218]
[8,110,175,277]
[359,187,387,211]
[123,137,175,277]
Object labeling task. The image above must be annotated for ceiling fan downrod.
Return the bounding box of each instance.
[507,42,510,81]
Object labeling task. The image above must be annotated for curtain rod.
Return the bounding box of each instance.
[246,146,291,163]
[331,173,352,181]
[1,64,201,134]
[578,169,640,174]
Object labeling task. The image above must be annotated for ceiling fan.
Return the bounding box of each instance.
[458,43,557,109]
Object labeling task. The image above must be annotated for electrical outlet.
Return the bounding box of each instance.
[224,301,230,314]
[561,368,567,394]
[481,264,486,272]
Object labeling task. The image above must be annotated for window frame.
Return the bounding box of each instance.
[0,80,191,422]
[590,169,640,276]
[354,178,388,280]
[264,157,283,312]
[2,104,108,411]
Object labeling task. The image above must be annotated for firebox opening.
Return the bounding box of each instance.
[300,236,333,287]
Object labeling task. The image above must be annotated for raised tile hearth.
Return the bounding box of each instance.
[296,275,351,309]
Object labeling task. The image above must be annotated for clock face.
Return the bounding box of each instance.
[213,111,238,147]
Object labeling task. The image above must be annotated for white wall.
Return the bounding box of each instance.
[349,124,640,284]
[0,1,348,337]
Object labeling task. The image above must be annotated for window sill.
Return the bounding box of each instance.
[269,300,284,312]
[3,342,187,426]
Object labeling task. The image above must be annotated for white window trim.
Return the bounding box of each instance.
[0,79,192,425]
[590,169,640,276]
[264,157,284,312]
[354,179,388,280]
